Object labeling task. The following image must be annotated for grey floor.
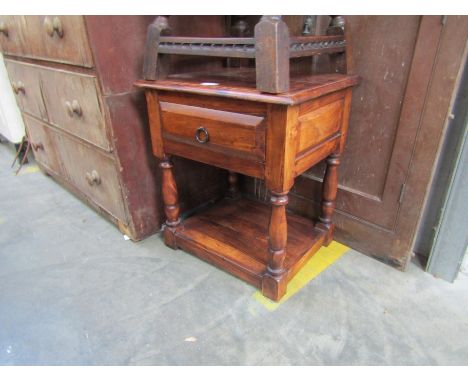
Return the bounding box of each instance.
[0,143,467,366]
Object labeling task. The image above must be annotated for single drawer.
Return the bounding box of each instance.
[40,67,110,150]
[23,115,62,176]
[57,134,126,221]
[0,16,93,68]
[4,59,47,120]
[160,101,265,159]
[34,16,93,68]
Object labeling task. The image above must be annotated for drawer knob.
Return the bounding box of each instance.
[12,81,25,95]
[32,142,44,151]
[195,127,209,144]
[85,170,101,186]
[65,100,82,117]
[44,16,64,38]
[0,21,8,37]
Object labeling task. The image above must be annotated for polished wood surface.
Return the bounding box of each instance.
[173,198,326,293]
[135,69,359,105]
[160,101,266,158]
[160,155,181,249]
[141,68,357,300]
[316,154,340,245]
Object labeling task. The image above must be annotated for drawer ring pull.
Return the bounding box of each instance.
[0,21,9,37]
[85,170,101,186]
[195,127,209,144]
[65,100,82,117]
[44,16,64,38]
[12,81,25,95]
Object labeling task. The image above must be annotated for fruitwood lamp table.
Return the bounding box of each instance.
[136,69,358,301]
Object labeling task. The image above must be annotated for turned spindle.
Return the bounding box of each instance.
[317,153,340,245]
[267,191,289,275]
[261,191,289,301]
[160,155,180,248]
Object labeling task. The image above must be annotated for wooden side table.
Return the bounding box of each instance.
[136,69,358,301]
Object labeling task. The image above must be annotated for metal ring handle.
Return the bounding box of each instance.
[195,127,209,144]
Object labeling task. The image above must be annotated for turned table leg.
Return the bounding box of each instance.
[227,171,240,199]
[160,155,180,249]
[262,191,289,301]
[317,153,340,246]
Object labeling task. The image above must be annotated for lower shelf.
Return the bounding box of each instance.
[166,197,327,301]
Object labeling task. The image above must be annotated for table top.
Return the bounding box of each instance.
[135,68,359,105]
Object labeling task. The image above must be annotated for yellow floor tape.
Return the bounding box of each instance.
[253,240,349,311]
[17,165,40,175]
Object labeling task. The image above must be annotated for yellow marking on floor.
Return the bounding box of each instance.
[17,165,40,175]
[0,216,4,225]
[253,240,349,311]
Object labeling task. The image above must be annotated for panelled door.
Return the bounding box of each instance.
[248,16,468,268]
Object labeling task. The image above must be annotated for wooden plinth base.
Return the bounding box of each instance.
[164,198,327,301]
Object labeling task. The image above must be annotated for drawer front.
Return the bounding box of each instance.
[4,59,47,120]
[160,101,266,160]
[0,16,27,56]
[23,115,62,175]
[40,68,109,150]
[57,134,126,221]
[0,16,93,67]
[35,16,93,67]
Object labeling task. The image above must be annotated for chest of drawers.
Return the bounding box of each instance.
[0,16,163,239]
[137,69,358,301]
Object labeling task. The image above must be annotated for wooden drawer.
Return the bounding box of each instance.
[159,98,266,177]
[0,16,27,56]
[57,134,126,221]
[0,16,93,67]
[4,59,47,120]
[23,115,62,176]
[35,16,93,68]
[40,67,109,150]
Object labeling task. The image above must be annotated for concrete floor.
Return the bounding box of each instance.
[0,143,467,366]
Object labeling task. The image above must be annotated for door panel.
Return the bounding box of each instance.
[246,16,468,267]
[300,16,422,229]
